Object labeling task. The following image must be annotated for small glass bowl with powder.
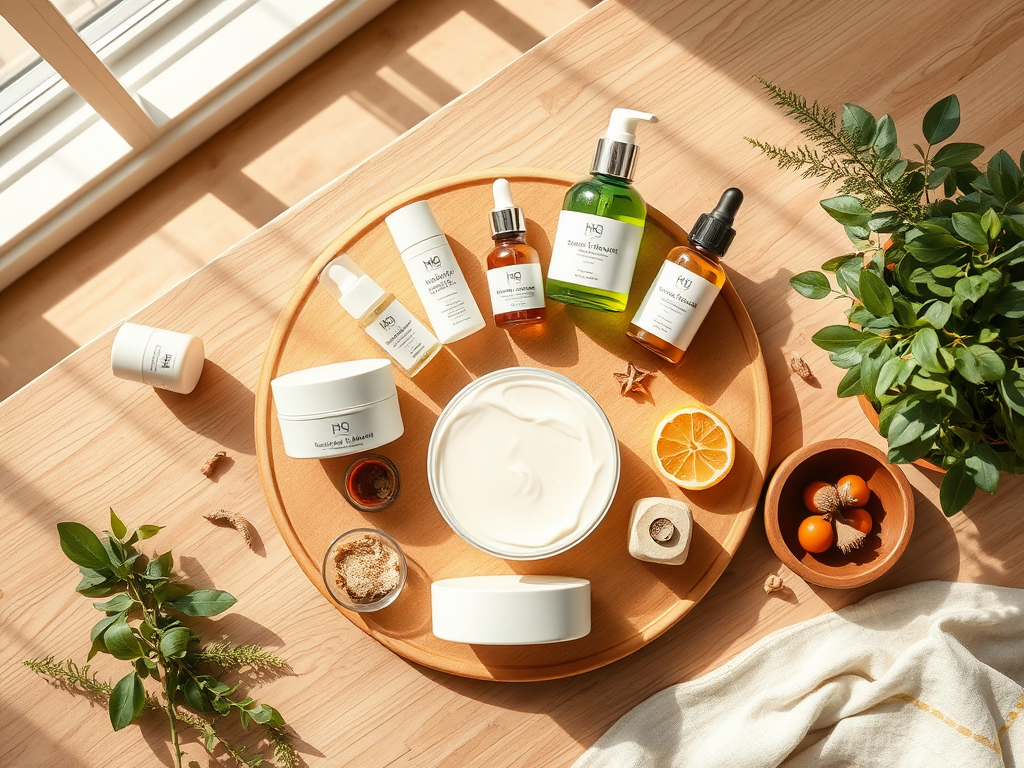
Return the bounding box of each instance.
[321,529,407,612]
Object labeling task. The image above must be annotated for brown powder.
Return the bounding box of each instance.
[332,534,400,603]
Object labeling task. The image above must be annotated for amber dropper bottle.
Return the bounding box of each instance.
[485,179,546,328]
[627,188,743,364]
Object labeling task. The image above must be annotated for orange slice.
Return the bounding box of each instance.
[652,405,735,490]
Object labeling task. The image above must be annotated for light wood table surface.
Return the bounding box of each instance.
[3,1,1024,766]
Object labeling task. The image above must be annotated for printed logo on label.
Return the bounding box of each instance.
[422,254,442,270]
[379,315,396,329]
[675,275,693,290]
[331,421,351,435]
[160,354,174,369]
[585,222,604,238]
[505,271,523,283]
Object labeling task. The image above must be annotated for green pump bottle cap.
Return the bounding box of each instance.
[689,188,743,257]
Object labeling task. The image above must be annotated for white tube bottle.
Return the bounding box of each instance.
[318,254,442,377]
[384,200,486,343]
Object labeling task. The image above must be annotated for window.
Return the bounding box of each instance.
[0,0,397,291]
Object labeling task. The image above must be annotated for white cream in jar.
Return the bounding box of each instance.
[427,368,619,559]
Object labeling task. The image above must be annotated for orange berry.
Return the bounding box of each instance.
[802,481,832,513]
[844,507,873,534]
[798,515,834,553]
[836,474,871,506]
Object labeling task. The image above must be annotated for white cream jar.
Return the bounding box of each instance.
[110,322,205,395]
[271,360,404,459]
[427,367,620,560]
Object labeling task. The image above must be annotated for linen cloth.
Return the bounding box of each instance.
[574,581,1024,768]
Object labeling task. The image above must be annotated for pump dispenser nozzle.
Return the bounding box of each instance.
[490,178,526,237]
[591,108,658,181]
[689,188,744,257]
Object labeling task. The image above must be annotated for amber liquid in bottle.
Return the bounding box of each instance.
[487,233,547,327]
[626,242,726,364]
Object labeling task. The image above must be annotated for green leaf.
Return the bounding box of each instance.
[820,196,871,227]
[939,459,975,516]
[837,364,864,397]
[90,613,121,645]
[931,142,984,168]
[159,626,192,659]
[995,284,1024,318]
[954,275,988,303]
[109,671,146,731]
[145,551,174,580]
[136,525,164,541]
[109,509,127,541]
[931,264,961,279]
[821,254,857,272]
[952,345,1005,383]
[167,589,237,617]
[950,212,988,249]
[859,269,894,316]
[905,232,967,264]
[925,301,954,331]
[57,522,112,571]
[93,593,134,614]
[184,677,213,713]
[812,325,867,352]
[249,704,285,727]
[999,369,1024,417]
[841,103,876,147]
[987,149,1023,203]
[104,614,145,660]
[874,357,906,399]
[911,328,952,373]
[790,271,831,299]
[927,166,951,191]
[153,582,192,605]
[981,209,1001,240]
[872,114,898,157]
[76,567,118,597]
[922,95,960,145]
[965,443,1000,494]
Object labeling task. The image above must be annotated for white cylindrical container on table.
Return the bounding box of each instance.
[385,200,486,344]
[270,360,404,459]
[110,322,205,395]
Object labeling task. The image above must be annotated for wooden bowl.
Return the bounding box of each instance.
[765,438,914,589]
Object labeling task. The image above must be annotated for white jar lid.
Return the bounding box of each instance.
[110,322,155,384]
[431,575,591,645]
[384,200,444,256]
[271,360,397,418]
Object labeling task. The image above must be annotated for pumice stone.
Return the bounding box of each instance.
[627,497,693,565]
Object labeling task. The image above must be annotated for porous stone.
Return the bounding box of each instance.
[627,497,693,565]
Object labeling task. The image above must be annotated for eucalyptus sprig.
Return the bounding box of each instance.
[30,511,299,768]
[749,82,1024,516]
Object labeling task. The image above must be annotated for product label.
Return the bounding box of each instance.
[364,300,438,371]
[632,261,721,351]
[486,263,545,316]
[546,210,644,295]
[143,340,182,391]
[405,244,484,338]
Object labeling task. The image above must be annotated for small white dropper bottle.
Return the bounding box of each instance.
[318,254,441,377]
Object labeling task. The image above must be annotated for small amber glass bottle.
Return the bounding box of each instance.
[627,188,743,364]
[485,179,546,328]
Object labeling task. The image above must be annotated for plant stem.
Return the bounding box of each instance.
[163,671,182,768]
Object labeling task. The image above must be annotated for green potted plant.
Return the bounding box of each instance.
[748,79,1024,516]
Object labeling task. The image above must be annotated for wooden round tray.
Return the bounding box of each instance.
[255,168,772,681]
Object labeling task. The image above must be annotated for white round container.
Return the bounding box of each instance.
[270,360,404,459]
[427,367,620,560]
[431,575,591,645]
[110,322,205,395]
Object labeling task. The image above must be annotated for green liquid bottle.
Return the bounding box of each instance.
[546,109,658,312]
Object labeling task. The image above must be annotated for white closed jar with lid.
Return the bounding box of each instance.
[110,322,205,395]
[270,359,404,459]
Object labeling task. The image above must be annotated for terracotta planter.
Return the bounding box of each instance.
[856,395,945,474]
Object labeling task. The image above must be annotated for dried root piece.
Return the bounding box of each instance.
[790,353,813,381]
[833,512,867,554]
[763,574,784,594]
[204,509,253,550]
[200,451,227,478]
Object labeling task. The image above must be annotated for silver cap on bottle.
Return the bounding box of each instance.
[591,139,640,181]
[490,206,526,237]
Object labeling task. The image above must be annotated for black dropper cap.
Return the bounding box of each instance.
[688,188,743,257]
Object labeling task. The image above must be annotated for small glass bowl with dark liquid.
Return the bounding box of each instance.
[342,454,400,512]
